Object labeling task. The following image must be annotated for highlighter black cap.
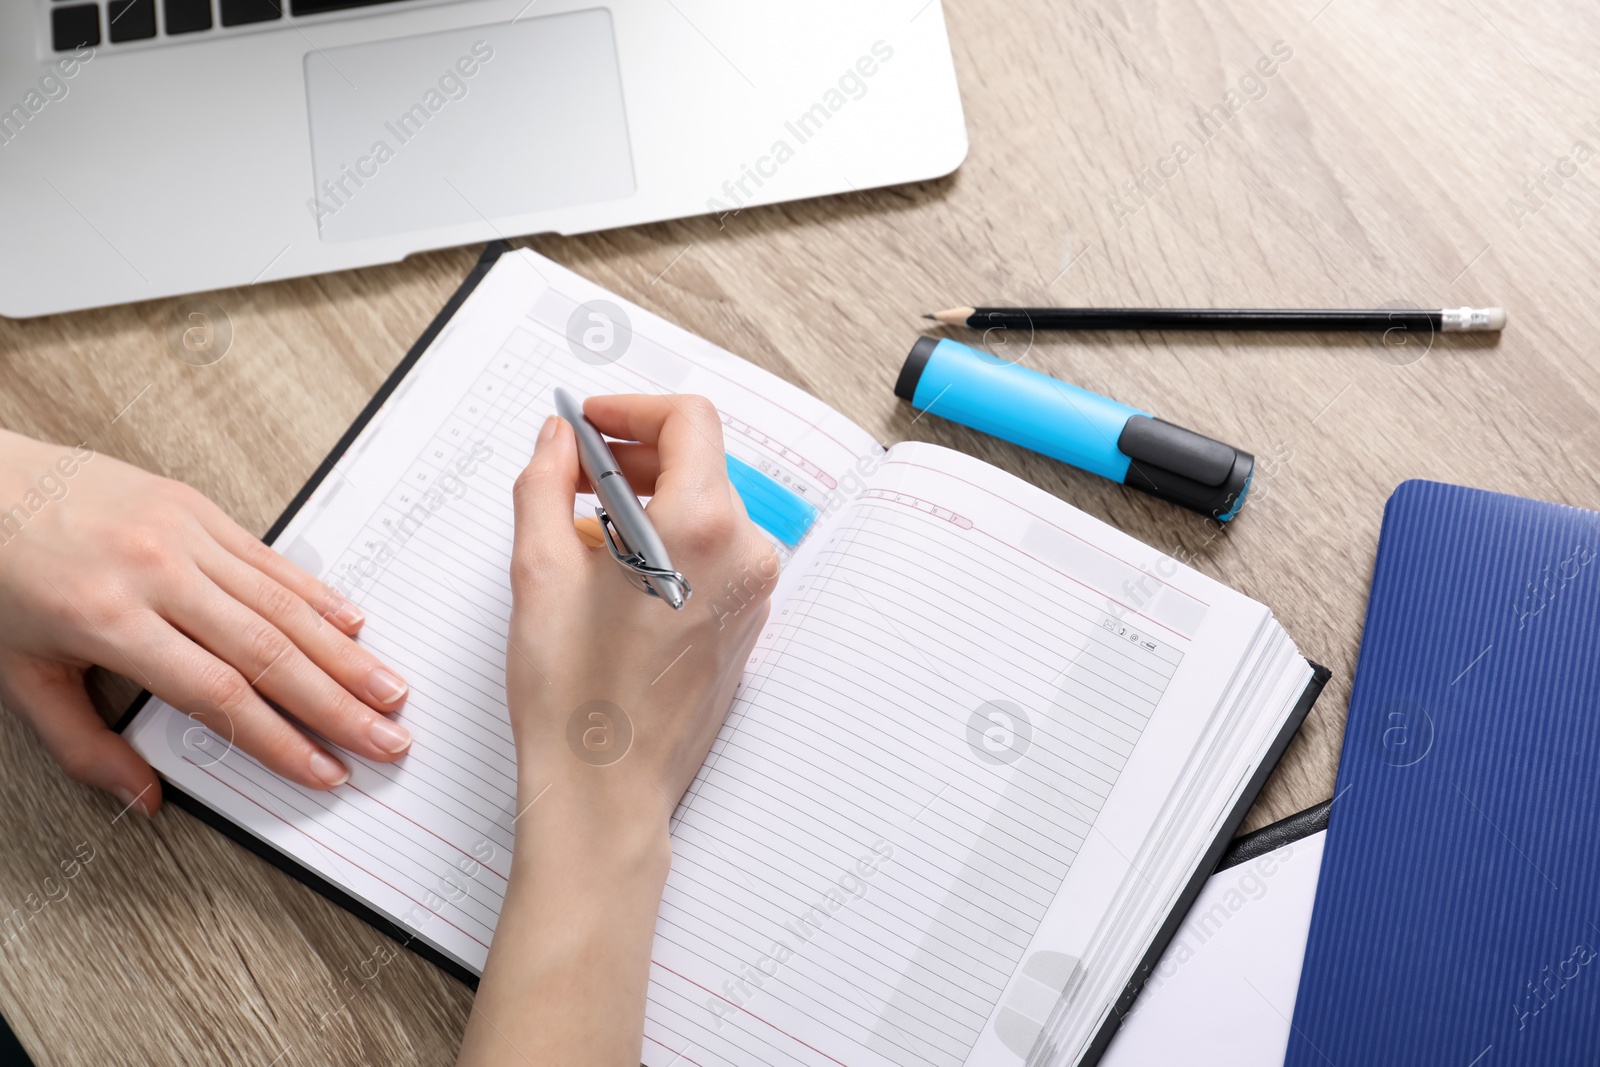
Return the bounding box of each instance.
[894,336,940,402]
[1116,416,1254,522]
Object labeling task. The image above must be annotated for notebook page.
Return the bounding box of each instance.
[641,441,1286,1067]
[123,248,880,975]
[1099,832,1324,1067]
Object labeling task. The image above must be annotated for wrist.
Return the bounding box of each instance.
[467,767,672,1066]
[512,766,674,883]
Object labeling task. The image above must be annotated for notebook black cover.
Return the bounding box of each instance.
[1216,795,1332,874]
[115,239,1331,1041]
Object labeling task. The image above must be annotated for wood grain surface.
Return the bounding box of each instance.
[4,0,1599,1062]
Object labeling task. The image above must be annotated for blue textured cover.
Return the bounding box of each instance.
[1286,480,1600,1067]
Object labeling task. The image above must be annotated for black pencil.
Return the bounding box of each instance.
[925,306,1506,332]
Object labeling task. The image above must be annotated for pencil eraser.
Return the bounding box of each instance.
[1442,307,1506,332]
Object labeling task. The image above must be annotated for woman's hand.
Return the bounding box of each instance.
[458,395,778,1066]
[0,429,413,815]
[504,393,779,828]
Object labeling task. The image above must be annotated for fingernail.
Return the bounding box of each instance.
[370,716,413,754]
[573,514,605,548]
[537,415,558,445]
[328,594,364,628]
[366,666,409,705]
[113,786,149,817]
[310,750,349,787]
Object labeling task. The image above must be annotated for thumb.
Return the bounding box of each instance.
[0,658,161,816]
[511,415,588,575]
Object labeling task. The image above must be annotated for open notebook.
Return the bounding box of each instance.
[120,243,1325,1067]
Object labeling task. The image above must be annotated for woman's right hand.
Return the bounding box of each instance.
[458,394,779,1067]
[503,392,779,842]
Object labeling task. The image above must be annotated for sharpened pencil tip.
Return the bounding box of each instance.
[927,307,977,326]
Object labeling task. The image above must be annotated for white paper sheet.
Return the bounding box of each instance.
[1101,832,1324,1067]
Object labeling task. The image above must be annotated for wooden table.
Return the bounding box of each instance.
[3,0,1597,1061]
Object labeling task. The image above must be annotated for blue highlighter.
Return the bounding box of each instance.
[895,337,1254,522]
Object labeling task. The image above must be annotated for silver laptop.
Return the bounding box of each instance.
[1,0,967,317]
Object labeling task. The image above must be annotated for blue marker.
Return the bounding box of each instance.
[894,337,1254,522]
[725,453,820,547]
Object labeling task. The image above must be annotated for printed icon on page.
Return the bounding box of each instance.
[967,700,1033,766]
[565,299,633,366]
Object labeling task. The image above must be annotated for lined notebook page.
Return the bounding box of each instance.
[641,442,1276,1067]
[124,249,880,974]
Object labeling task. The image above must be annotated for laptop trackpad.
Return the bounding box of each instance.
[304,11,635,243]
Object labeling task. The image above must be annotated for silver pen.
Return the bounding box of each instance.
[552,388,690,609]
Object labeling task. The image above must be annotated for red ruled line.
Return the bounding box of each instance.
[343,779,508,882]
[645,1032,708,1067]
[651,960,854,1067]
[189,760,490,950]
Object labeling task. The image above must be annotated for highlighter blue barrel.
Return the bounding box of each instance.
[894,337,1254,521]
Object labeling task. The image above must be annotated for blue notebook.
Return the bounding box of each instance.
[1287,480,1600,1066]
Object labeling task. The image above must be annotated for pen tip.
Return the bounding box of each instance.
[921,314,936,321]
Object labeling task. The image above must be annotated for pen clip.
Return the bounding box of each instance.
[595,507,692,604]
